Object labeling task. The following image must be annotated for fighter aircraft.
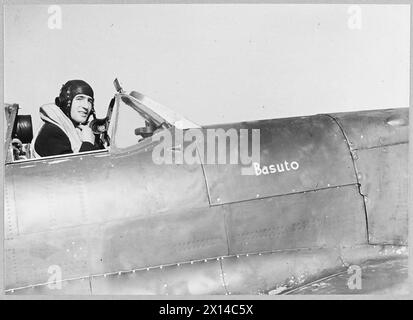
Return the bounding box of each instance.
[4,79,408,294]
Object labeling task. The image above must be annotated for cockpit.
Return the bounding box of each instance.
[4,79,199,163]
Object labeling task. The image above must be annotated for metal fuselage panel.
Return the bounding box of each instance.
[202,114,358,206]
[329,108,409,245]
[356,144,408,244]
[329,108,409,150]
[199,114,367,256]
[222,184,367,255]
[5,141,227,289]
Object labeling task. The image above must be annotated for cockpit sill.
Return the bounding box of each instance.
[5,148,110,166]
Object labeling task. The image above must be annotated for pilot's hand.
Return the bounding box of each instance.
[78,124,95,144]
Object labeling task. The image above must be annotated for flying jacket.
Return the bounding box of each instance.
[33,104,102,157]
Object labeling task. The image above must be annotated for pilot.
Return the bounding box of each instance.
[33,80,104,157]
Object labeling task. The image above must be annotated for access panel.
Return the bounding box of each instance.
[202,115,357,205]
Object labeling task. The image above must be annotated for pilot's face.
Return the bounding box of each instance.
[70,94,93,124]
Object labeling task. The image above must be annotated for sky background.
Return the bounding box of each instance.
[4,4,410,132]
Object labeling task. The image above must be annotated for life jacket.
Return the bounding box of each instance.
[31,104,83,158]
